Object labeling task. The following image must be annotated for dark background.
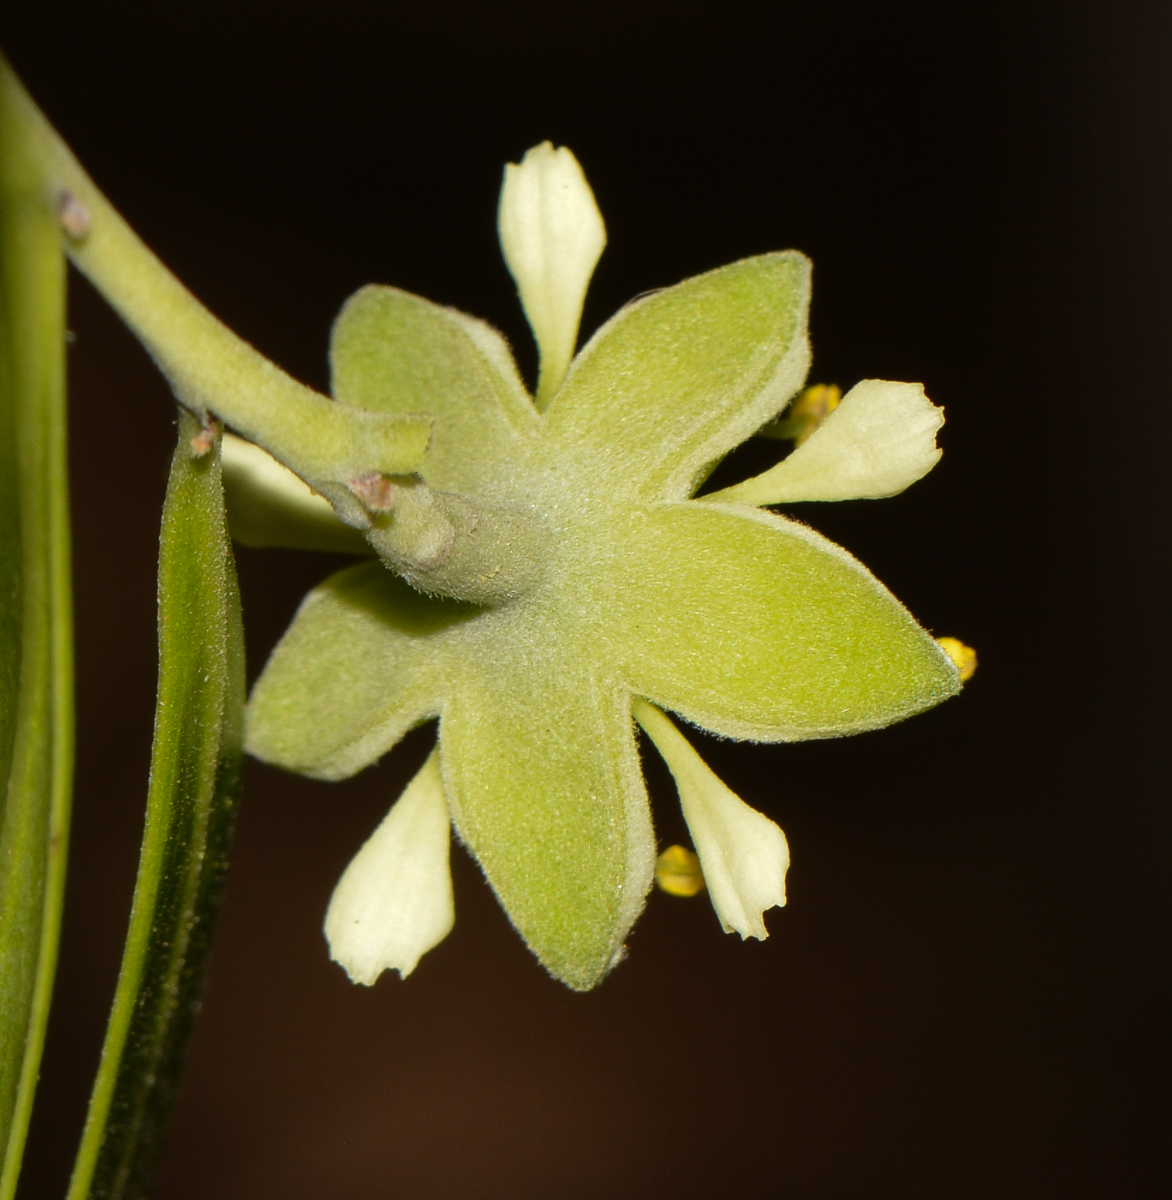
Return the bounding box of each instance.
[2,1,1169,1196]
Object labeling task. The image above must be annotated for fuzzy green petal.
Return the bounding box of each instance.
[330,286,538,493]
[544,253,810,500]
[592,501,960,740]
[245,563,474,780]
[439,655,654,991]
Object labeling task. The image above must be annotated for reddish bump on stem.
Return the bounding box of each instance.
[189,416,223,457]
[55,188,91,240]
[349,471,397,512]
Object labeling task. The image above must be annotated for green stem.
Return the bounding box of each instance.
[0,54,539,600]
[0,60,75,1200]
[0,53,431,530]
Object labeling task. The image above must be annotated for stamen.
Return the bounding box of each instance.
[937,637,977,682]
[655,844,706,897]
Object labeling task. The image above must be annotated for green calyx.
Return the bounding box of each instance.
[247,245,960,990]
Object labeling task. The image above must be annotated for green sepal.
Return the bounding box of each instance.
[0,72,74,1199]
[545,252,811,500]
[245,562,470,781]
[590,501,961,739]
[439,653,654,991]
[67,412,244,1200]
[331,286,538,493]
[245,571,660,989]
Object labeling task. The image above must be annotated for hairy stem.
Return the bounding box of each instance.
[0,53,429,530]
[0,54,545,601]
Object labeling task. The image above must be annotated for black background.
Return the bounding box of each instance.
[2,2,1170,1196]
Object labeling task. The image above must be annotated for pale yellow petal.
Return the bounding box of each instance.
[221,432,370,553]
[715,379,943,504]
[324,749,454,983]
[498,142,606,406]
[634,701,788,939]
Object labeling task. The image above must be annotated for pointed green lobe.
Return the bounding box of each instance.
[440,654,654,991]
[246,563,468,781]
[546,252,811,499]
[331,286,537,494]
[587,501,960,739]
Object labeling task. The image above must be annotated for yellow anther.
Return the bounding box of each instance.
[788,383,841,444]
[655,844,706,897]
[756,383,842,444]
[937,637,977,682]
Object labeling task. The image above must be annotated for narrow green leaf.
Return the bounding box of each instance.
[68,411,244,1200]
[0,66,75,1200]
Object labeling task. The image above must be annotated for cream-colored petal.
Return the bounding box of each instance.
[324,749,454,983]
[713,379,943,505]
[221,432,370,553]
[633,701,788,940]
[498,142,606,406]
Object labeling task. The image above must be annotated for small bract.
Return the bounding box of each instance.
[233,143,962,991]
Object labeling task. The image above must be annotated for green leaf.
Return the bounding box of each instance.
[246,562,469,781]
[439,652,654,991]
[67,411,244,1200]
[0,70,74,1200]
[587,500,960,740]
[545,253,811,500]
[331,286,538,493]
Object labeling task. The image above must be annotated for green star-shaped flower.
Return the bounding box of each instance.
[234,143,961,991]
